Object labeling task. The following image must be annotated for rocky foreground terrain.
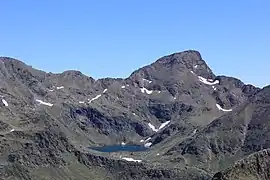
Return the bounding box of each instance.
[0,50,269,180]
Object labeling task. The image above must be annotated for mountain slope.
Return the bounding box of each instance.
[164,85,270,174]
[212,148,270,180]
[0,50,264,180]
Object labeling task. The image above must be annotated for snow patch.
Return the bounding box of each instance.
[192,129,197,135]
[157,153,160,156]
[145,137,151,142]
[79,101,85,104]
[103,89,108,93]
[140,87,153,94]
[157,91,161,93]
[121,85,125,89]
[142,78,152,83]
[36,99,53,107]
[148,121,170,132]
[194,65,198,68]
[159,121,170,130]
[56,86,64,90]
[148,123,158,132]
[2,99,8,106]
[144,142,152,148]
[190,71,195,74]
[173,97,176,100]
[139,137,151,143]
[198,76,219,85]
[216,104,232,112]
[89,94,102,103]
[132,113,136,116]
[121,142,126,146]
[212,86,217,91]
[10,129,15,132]
[121,157,142,163]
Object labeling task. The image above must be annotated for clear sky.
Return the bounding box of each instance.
[0,1,269,87]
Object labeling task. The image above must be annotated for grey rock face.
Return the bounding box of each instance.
[212,149,270,180]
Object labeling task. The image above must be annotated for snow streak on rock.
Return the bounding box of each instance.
[2,99,8,106]
[140,137,151,143]
[216,104,232,112]
[89,94,102,103]
[192,129,197,135]
[141,87,153,94]
[148,121,170,132]
[148,123,158,132]
[159,121,171,130]
[212,86,217,90]
[103,89,108,93]
[36,99,53,107]
[56,86,64,90]
[121,157,142,163]
[198,76,219,85]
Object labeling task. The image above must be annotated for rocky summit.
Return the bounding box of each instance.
[0,50,268,180]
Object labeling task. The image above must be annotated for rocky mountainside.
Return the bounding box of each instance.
[0,50,268,180]
[212,148,270,180]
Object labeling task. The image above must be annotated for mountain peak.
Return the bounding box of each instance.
[129,50,215,84]
[157,50,202,64]
[156,50,214,78]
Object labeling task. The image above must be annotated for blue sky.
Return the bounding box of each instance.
[0,1,269,87]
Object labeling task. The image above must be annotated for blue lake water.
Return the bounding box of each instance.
[90,145,148,152]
